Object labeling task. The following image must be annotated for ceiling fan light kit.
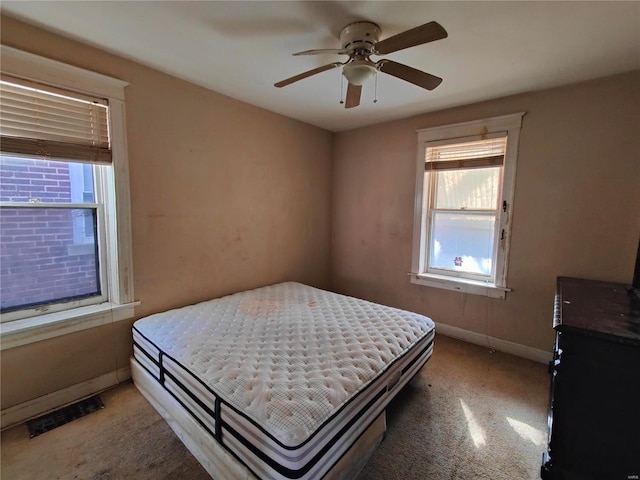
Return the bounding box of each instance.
[342,61,376,86]
[275,20,448,109]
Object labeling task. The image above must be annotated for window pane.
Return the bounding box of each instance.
[429,212,495,276]
[0,207,100,312]
[0,155,95,204]
[434,167,500,210]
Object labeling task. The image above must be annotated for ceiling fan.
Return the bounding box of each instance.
[274,21,448,109]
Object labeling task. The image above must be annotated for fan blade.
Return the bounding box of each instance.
[274,63,342,88]
[378,60,442,90]
[345,83,362,109]
[293,48,351,56]
[374,21,447,55]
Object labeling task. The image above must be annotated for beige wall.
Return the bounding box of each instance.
[1,17,333,408]
[2,13,639,411]
[331,71,640,352]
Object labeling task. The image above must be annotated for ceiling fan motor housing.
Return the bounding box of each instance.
[339,21,381,52]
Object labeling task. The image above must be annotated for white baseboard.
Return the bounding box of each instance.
[434,322,552,364]
[1,365,131,430]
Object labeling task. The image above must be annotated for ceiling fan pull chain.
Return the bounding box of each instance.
[339,73,344,104]
[373,72,378,103]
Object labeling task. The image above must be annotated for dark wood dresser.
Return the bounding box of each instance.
[541,277,640,480]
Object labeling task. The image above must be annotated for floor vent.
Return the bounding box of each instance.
[27,395,104,438]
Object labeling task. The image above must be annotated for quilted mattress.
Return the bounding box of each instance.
[132,282,435,480]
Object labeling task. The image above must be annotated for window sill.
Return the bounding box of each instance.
[410,273,510,299]
[0,301,139,351]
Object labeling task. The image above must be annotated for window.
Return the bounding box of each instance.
[0,46,134,348]
[1,155,105,314]
[411,113,524,298]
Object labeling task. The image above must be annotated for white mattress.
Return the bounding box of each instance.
[133,282,434,480]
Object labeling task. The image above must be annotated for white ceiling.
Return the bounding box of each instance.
[2,1,639,132]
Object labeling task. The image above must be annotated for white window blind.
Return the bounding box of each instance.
[0,75,111,164]
[425,136,506,171]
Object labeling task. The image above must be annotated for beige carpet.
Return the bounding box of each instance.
[1,335,549,480]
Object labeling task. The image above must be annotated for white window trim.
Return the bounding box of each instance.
[0,45,137,349]
[410,112,525,299]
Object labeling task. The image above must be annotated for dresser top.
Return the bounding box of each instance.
[555,277,640,345]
